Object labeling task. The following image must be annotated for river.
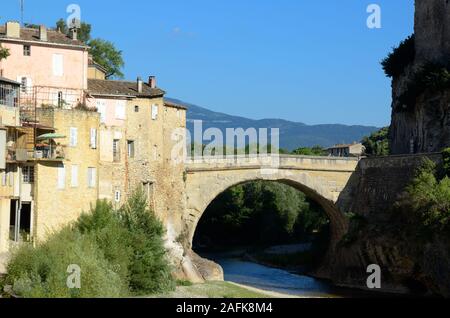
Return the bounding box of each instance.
[202,251,381,298]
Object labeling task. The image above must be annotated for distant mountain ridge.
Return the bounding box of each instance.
[167,98,379,151]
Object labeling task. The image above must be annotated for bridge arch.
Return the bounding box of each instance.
[183,155,359,254]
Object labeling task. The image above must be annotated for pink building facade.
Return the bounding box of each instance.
[0,22,89,108]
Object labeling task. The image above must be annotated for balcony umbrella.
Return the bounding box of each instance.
[36,134,66,159]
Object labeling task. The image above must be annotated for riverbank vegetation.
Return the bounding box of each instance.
[194,181,330,270]
[5,190,174,298]
[395,157,450,235]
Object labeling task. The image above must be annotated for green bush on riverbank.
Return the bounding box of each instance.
[6,190,174,298]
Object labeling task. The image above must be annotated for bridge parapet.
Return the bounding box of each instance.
[185,154,359,172]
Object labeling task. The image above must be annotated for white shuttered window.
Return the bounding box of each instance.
[88,167,96,188]
[52,54,64,76]
[70,127,78,147]
[57,164,66,189]
[90,128,97,149]
[115,101,126,120]
[71,165,79,188]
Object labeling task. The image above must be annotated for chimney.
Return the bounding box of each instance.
[5,21,20,38]
[39,25,47,41]
[148,76,156,89]
[137,77,143,93]
[70,28,78,41]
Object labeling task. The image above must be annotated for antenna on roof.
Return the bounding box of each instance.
[20,0,24,26]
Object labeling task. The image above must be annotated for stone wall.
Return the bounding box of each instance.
[0,105,20,127]
[34,109,100,241]
[319,153,448,295]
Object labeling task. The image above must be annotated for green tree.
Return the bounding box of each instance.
[291,146,326,156]
[55,19,92,43]
[195,181,329,247]
[0,45,10,61]
[56,19,68,34]
[6,191,174,298]
[89,39,125,79]
[362,127,389,156]
[55,19,123,79]
[120,189,174,293]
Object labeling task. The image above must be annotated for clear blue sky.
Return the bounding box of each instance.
[1,0,414,126]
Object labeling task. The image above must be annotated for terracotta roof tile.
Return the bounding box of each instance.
[0,26,87,48]
[87,79,165,98]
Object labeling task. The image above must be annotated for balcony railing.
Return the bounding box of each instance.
[7,147,65,162]
[0,82,20,108]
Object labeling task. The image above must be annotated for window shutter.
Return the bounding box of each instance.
[57,164,66,189]
[26,77,32,93]
[97,101,106,123]
[53,54,64,76]
[90,128,97,149]
[115,101,126,120]
[71,165,78,187]
[152,104,158,120]
[70,127,78,147]
[8,167,14,187]
[88,167,96,188]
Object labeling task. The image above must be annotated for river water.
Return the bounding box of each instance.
[203,252,379,298]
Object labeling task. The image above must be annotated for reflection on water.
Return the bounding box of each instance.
[215,257,338,297]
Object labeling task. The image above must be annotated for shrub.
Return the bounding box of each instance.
[6,191,175,298]
[381,35,415,78]
[7,228,126,298]
[443,148,450,177]
[120,189,175,294]
[76,200,132,286]
[405,159,450,232]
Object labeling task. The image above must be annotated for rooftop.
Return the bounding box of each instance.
[165,100,187,110]
[328,142,362,149]
[0,76,20,86]
[87,79,165,98]
[0,26,87,48]
[88,55,108,73]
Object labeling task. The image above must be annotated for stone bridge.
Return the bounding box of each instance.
[182,155,360,250]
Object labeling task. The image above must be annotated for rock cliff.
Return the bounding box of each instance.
[318,153,450,296]
[389,0,450,155]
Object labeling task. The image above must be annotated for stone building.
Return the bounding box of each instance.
[327,142,365,158]
[0,22,88,109]
[0,19,189,275]
[86,77,187,220]
[0,105,100,255]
